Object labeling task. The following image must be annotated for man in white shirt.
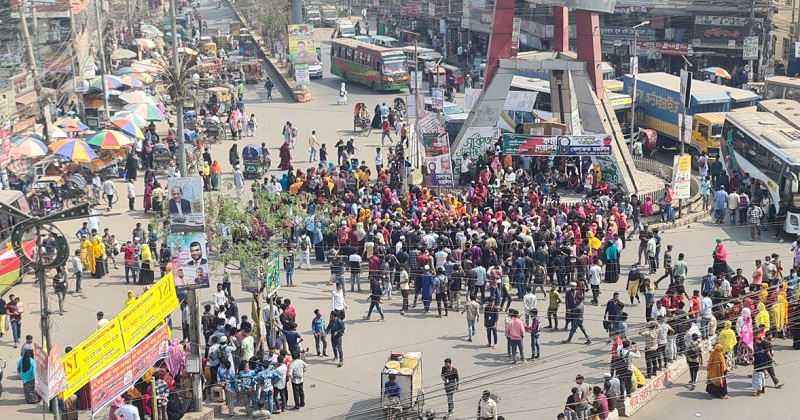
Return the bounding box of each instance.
[459,154,472,186]
[331,282,347,319]
[126,179,136,212]
[102,178,117,210]
[588,258,603,305]
[114,394,140,419]
[700,291,713,339]
[72,250,84,293]
[212,283,228,314]
[96,311,108,330]
[523,287,537,325]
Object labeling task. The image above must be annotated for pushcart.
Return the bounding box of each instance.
[153,144,173,171]
[381,352,424,420]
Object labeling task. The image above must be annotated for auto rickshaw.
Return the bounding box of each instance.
[426,66,447,93]
[441,64,465,92]
[242,144,269,178]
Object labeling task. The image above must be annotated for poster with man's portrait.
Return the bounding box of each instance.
[169,233,210,291]
[168,177,205,232]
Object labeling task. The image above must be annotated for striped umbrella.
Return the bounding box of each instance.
[108,120,144,140]
[89,75,124,90]
[112,112,149,127]
[118,75,144,88]
[54,117,89,132]
[48,138,98,162]
[123,103,164,121]
[50,126,69,139]
[87,129,135,149]
[119,91,157,105]
[11,136,48,158]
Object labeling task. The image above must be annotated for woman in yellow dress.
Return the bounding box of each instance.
[771,292,788,337]
[138,244,155,285]
[755,302,771,333]
[92,238,106,278]
[85,238,97,275]
[80,235,92,268]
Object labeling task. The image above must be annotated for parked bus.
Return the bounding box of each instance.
[757,99,800,129]
[498,76,631,134]
[330,39,409,91]
[720,112,800,233]
[763,76,800,101]
[0,190,36,295]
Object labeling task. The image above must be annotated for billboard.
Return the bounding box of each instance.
[62,274,178,398]
[421,133,454,187]
[90,324,170,413]
[169,233,210,291]
[672,154,692,199]
[287,24,317,64]
[502,134,613,156]
[167,177,205,232]
[167,177,208,291]
[34,342,67,402]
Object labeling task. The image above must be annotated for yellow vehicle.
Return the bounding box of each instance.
[690,112,726,160]
[204,42,218,58]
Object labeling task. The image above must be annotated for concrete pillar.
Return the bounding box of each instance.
[552,6,569,53]
[484,0,515,87]
[575,10,605,100]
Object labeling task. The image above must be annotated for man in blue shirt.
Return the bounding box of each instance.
[384,374,401,400]
[702,268,717,296]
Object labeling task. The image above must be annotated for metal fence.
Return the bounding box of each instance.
[631,156,700,211]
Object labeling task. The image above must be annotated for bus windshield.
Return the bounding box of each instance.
[711,124,723,138]
[383,60,406,73]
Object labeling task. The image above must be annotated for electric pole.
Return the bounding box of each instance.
[93,0,112,121]
[18,0,53,143]
[170,0,198,412]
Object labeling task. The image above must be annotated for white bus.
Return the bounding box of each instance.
[720,112,800,233]
[498,76,631,133]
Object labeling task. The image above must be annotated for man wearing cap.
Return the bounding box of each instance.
[233,165,245,193]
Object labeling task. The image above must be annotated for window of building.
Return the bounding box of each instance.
[784,38,791,60]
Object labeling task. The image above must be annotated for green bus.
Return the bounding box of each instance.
[330,39,409,91]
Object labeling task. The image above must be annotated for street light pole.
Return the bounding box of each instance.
[629,20,649,151]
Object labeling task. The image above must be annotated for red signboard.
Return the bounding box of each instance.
[89,324,170,414]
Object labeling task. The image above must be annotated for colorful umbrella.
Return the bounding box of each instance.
[89,75,124,90]
[119,91,157,105]
[130,60,163,73]
[700,67,732,80]
[12,136,48,158]
[48,138,98,162]
[108,120,144,140]
[87,129,136,149]
[118,75,144,88]
[112,112,149,127]
[140,24,164,37]
[50,126,69,139]
[123,103,164,121]
[11,133,44,144]
[110,49,137,60]
[54,117,89,132]
[136,38,156,49]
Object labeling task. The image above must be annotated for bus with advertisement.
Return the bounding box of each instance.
[720,112,800,234]
[330,39,410,91]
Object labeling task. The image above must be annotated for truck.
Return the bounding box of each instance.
[623,72,760,159]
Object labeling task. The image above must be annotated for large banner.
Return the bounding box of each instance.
[62,273,178,398]
[90,324,170,414]
[168,177,209,292]
[287,24,317,64]
[502,134,613,156]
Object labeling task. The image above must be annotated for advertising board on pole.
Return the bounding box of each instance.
[34,342,67,402]
[168,177,209,292]
[672,154,692,199]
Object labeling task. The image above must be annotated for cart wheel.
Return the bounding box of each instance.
[220,130,228,142]
[110,191,119,205]
[362,125,372,137]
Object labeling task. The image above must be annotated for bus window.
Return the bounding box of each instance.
[711,124,723,138]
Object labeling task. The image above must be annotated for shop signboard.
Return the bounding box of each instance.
[502,134,613,156]
[694,16,750,45]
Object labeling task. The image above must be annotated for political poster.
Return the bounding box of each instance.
[405,95,418,119]
[34,341,67,402]
[421,132,454,187]
[502,134,613,156]
[166,177,205,232]
[287,24,317,64]
[432,88,444,110]
[503,91,537,112]
[265,252,281,297]
[464,88,481,112]
[169,233,210,291]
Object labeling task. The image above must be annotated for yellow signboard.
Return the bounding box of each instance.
[61,317,125,398]
[61,273,179,398]
[119,272,179,346]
